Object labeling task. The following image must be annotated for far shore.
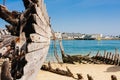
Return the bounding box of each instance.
[54,38,120,40]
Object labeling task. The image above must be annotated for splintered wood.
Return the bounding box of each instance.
[0,0,51,80]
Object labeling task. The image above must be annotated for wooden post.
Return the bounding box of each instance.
[87,74,94,80]
[1,61,13,80]
[59,40,66,58]
[96,50,100,57]
[111,54,115,65]
[77,73,83,80]
[113,53,117,65]
[107,52,112,64]
[111,75,117,80]
[115,48,118,55]
[106,52,109,59]
[108,52,112,60]
[103,50,107,58]
[66,66,74,78]
[115,54,119,65]
[48,61,52,70]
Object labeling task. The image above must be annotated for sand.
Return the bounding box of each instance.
[36,63,120,80]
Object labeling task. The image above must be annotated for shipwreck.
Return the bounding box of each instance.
[0,0,51,80]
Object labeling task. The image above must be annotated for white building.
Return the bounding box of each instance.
[91,34,103,40]
[54,32,62,39]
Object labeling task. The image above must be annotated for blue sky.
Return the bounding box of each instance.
[0,0,120,35]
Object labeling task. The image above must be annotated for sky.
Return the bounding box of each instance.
[0,0,120,35]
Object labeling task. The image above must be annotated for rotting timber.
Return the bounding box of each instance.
[0,0,51,80]
[59,40,120,65]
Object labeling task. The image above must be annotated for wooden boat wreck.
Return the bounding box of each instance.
[0,0,51,80]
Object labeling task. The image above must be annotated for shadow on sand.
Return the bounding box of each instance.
[105,66,120,72]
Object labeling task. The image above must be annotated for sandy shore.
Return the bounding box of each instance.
[36,63,120,80]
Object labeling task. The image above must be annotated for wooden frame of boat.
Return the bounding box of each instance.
[0,0,51,80]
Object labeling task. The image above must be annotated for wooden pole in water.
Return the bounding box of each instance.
[103,50,107,58]
[51,29,61,63]
[116,54,119,65]
[108,52,112,59]
[96,50,100,57]
[111,54,115,64]
[59,39,65,58]
[115,48,118,55]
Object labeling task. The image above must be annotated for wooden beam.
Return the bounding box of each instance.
[0,5,19,26]
[1,61,13,80]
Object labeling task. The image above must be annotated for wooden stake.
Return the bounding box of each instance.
[87,74,94,80]
[111,75,117,80]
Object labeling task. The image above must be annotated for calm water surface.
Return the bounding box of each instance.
[47,40,120,61]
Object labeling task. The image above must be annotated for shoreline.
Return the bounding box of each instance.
[51,38,120,40]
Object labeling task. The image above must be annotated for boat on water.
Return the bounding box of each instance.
[0,0,51,80]
[74,38,96,40]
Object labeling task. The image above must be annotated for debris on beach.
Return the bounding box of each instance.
[111,75,117,80]
[87,74,94,80]
[41,62,118,80]
[41,62,75,78]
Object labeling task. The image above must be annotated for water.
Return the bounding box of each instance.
[47,40,120,61]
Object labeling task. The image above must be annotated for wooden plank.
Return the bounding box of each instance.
[45,25,51,37]
[31,13,51,38]
[0,36,16,48]
[32,14,46,32]
[30,33,49,43]
[32,23,46,36]
[27,42,50,53]
[0,30,5,35]
[41,3,49,25]
[32,23,51,38]
[34,4,48,26]
[20,46,49,80]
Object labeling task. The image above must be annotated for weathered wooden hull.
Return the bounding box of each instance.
[0,0,51,80]
[18,0,51,80]
[20,44,50,80]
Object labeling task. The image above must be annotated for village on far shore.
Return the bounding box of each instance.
[51,32,120,40]
[0,28,120,40]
